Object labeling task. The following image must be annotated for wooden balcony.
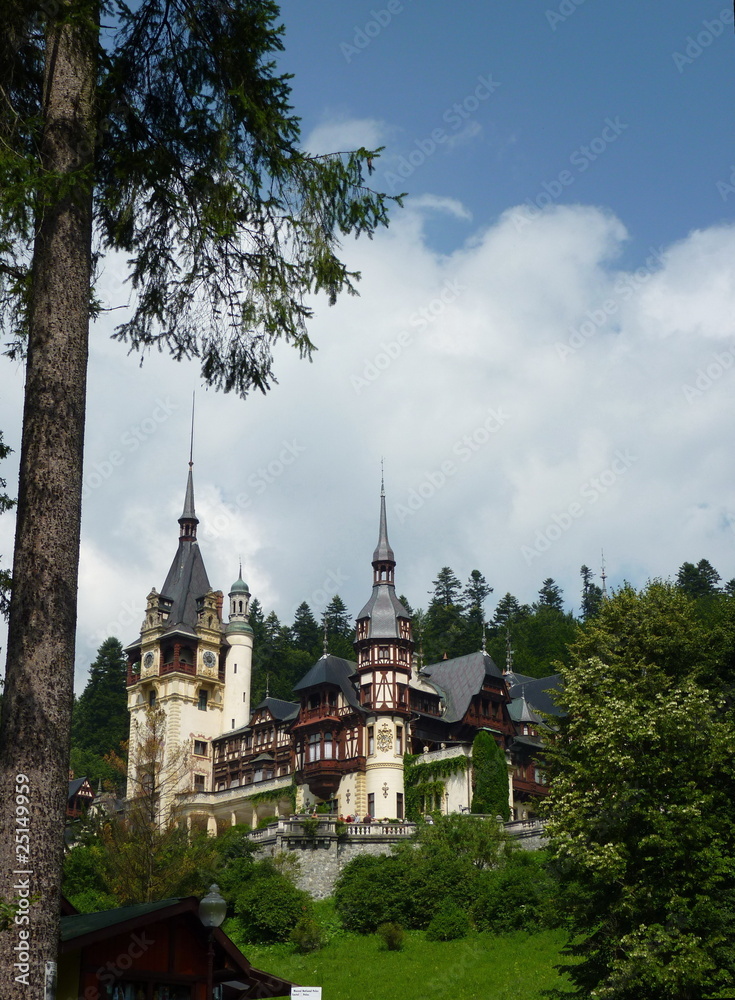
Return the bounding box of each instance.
[513,775,549,798]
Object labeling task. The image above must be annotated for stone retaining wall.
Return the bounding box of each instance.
[251,815,547,899]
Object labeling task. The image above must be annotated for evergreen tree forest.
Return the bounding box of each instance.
[72,556,735,765]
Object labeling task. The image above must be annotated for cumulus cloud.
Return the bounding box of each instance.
[3,197,735,687]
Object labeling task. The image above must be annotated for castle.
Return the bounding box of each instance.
[124,465,557,831]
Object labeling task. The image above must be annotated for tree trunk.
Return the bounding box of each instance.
[0,5,95,997]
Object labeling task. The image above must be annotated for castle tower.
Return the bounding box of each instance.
[222,567,254,732]
[354,485,414,819]
[125,463,226,820]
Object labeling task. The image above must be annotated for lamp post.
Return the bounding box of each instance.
[199,884,227,1000]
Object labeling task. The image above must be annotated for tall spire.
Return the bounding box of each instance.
[600,549,608,599]
[178,398,198,541]
[373,489,395,566]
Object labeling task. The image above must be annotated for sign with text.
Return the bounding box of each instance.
[292,989,322,1000]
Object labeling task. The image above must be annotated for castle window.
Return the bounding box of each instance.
[397,793,404,820]
[368,726,374,755]
[367,792,375,817]
[379,647,389,661]
[148,689,157,706]
[395,726,403,755]
[194,774,206,792]
[198,690,208,711]
[194,740,207,756]
[309,733,321,762]
[233,663,237,673]
[324,733,333,760]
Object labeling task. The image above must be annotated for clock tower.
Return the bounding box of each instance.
[125,463,229,818]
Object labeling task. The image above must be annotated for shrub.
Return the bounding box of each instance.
[301,816,319,839]
[290,916,325,953]
[334,854,408,933]
[234,861,312,943]
[472,850,557,932]
[425,900,471,941]
[377,922,405,951]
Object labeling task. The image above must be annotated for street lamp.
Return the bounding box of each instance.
[199,884,227,1000]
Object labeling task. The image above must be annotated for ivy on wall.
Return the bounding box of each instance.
[246,780,297,810]
[404,754,469,820]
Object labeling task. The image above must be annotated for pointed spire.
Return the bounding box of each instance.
[178,399,199,541]
[178,466,199,541]
[601,549,608,599]
[323,620,329,658]
[481,621,487,654]
[373,490,395,565]
[505,626,514,675]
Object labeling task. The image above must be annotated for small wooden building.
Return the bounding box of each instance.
[58,896,295,1000]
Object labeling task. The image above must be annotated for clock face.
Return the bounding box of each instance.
[203,651,217,668]
[143,651,155,668]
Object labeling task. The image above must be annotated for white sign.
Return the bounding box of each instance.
[292,989,322,1000]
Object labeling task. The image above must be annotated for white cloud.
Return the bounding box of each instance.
[304,116,390,156]
[3,197,735,689]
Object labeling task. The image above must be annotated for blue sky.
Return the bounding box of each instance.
[280,1,734,263]
[2,2,735,688]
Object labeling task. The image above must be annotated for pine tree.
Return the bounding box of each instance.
[291,602,321,657]
[0,3,399,990]
[535,578,564,612]
[491,593,528,629]
[580,565,603,620]
[676,559,721,599]
[430,567,463,606]
[0,432,14,619]
[463,569,493,648]
[322,595,355,660]
[71,638,128,759]
[424,567,466,662]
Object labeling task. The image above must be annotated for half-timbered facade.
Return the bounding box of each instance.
[126,469,558,830]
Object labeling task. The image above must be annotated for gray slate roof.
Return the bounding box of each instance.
[159,540,210,633]
[357,585,410,638]
[505,671,564,717]
[293,654,362,712]
[421,650,503,724]
[252,697,300,722]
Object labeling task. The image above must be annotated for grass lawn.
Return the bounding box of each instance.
[234,926,573,1000]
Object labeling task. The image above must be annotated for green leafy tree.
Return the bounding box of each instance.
[470,730,510,820]
[544,581,735,1000]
